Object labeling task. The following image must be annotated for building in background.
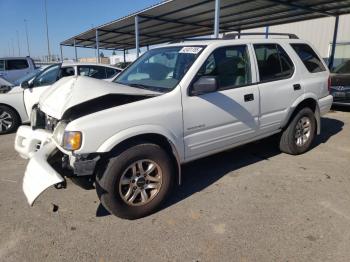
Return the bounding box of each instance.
[243,14,350,68]
[78,57,110,64]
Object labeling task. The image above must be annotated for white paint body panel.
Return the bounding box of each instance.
[15,126,64,205]
[14,38,334,205]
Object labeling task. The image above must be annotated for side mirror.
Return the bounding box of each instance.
[21,80,30,89]
[191,76,218,96]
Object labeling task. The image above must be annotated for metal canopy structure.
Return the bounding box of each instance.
[60,0,350,67]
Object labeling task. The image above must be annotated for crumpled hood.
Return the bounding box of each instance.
[39,76,160,119]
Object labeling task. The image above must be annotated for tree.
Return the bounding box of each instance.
[100,51,104,58]
[112,51,116,56]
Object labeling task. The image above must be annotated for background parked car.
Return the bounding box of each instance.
[0,62,122,134]
[330,60,350,106]
[0,57,37,83]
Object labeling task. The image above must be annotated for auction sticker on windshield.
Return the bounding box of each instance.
[179,47,203,54]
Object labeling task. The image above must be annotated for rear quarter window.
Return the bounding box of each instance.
[106,67,119,78]
[291,43,326,73]
[6,59,29,70]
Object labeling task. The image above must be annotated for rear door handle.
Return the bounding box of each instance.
[244,93,254,102]
[293,84,301,90]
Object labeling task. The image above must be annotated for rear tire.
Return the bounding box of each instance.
[0,105,20,135]
[96,142,174,219]
[279,107,316,155]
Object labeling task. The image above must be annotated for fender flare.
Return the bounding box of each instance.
[282,93,321,135]
[96,125,184,184]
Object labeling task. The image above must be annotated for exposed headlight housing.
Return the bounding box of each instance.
[53,122,82,151]
[53,121,67,145]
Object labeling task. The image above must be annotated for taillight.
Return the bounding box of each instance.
[328,76,331,93]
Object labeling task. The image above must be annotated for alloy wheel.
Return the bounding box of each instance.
[119,159,162,206]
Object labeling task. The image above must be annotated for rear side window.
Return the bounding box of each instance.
[6,59,29,70]
[78,66,107,79]
[254,44,294,82]
[106,67,120,78]
[291,43,326,73]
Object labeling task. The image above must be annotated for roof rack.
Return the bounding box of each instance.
[223,33,299,39]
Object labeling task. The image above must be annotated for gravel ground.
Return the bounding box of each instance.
[0,109,349,262]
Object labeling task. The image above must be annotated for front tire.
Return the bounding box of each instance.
[0,105,20,135]
[96,142,174,219]
[279,107,316,155]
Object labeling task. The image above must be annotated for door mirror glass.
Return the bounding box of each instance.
[191,76,218,96]
[21,80,30,89]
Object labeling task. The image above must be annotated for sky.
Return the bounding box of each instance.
[0,0,162,59]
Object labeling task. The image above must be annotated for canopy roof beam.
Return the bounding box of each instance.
[266,0,337,17]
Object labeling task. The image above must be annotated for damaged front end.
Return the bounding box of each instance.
[15,108,100,205]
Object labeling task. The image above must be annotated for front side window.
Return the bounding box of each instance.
[6,59,29,70]
[115,46,204,92]
[254,44,294,82]
[196,45,252,90]
[78,66,106,79]
[33,64,60,87]
[291,43,326,73]
[0,60,4,71]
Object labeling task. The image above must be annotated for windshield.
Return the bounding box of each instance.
[114,46,204,92]
[13,69,41,86]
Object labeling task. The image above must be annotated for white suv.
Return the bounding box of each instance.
[14,35,333,219]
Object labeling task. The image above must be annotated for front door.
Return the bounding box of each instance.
[182,45,259,160]
[24,64,61,115]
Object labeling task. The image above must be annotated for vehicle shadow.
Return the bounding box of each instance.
[96,117,344,218]
[331,105,350,112]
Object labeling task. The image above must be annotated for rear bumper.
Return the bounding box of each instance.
[14,126,64,205]
[318,95,333,116]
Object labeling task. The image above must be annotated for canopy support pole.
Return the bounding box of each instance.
[96,29,100,63]
[135,15,140,58]
[74,39,78,61]
[123,49,126,63]
[60,44,63,61]
[328,15,339,70]
[214,0,221,38]
[265,26,269,39]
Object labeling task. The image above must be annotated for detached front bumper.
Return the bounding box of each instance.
[15,126,64,205]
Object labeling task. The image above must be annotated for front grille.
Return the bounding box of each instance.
[45,116,59,131]
[31,107,58,131]
[31,107,46,130]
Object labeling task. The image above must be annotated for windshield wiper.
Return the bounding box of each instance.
[127,83,167,93]
[128,83,151,90]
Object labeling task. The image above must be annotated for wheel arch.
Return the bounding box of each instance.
[98,131,182,185]
[282,96,321,135]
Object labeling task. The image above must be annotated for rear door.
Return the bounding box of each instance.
[253,43,302,135]
[182,44,260,160]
